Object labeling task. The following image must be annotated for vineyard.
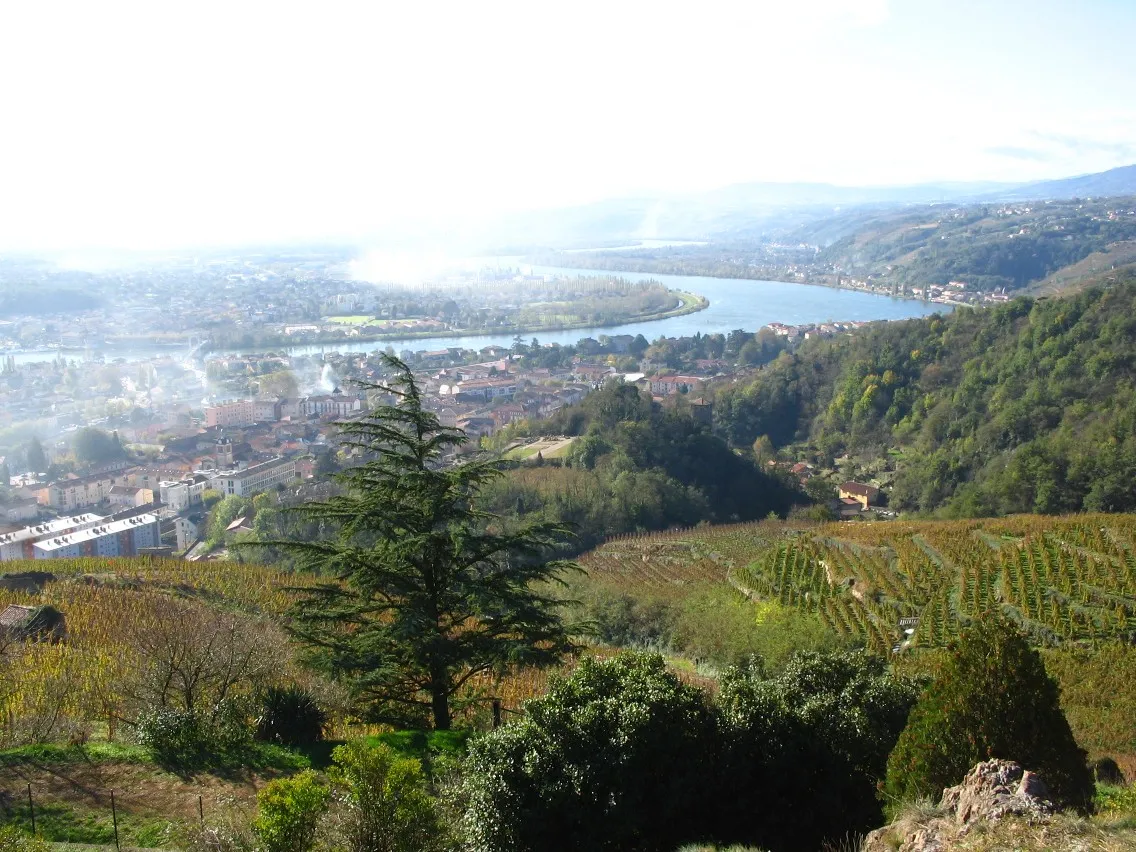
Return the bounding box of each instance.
[578,514,1136,654]
[0,557,319,746]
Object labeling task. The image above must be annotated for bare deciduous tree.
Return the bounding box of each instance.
[125,599,285,721]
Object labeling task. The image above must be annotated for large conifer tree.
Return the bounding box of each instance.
[266,356,579,729]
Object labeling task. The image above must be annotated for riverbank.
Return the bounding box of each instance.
[200,290,708,355]
[527,254,962,307]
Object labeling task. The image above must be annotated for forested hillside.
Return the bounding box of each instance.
[808,196,1136,292]
[481,382,800,549]
[714,275,1136,516]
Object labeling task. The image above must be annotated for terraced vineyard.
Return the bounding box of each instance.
[579,515,1136,654]
[0,557,318,744]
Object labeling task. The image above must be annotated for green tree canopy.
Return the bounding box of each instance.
[25,437,46,473]
[463,653,715,852]
[257,355,579,729]
[72,427,126,465]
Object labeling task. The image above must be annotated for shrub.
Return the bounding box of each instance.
[885,617,1095,813]
[256,685,327,746]
[714,651,920,852]
[1094,757,1125,786]
[135,707,206,765]
[253,770,329,852]
[330,740,445,852]
[135,699,254,767]
[463,652,716,852]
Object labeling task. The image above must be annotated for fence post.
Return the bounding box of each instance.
[27,784,35,835]
[492,699,502,729]
[199,794,205,825]
[110,790,120,851]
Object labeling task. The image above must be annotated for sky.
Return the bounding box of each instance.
[0,0,1134,250]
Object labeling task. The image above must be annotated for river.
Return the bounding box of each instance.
[273,267,946,360]
[6,267,946,365]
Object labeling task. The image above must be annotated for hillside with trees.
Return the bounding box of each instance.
[481,381,801,550]
[714,275,1136,516]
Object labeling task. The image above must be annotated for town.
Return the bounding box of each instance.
[0,313,882,561]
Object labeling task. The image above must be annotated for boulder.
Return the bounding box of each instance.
[940,759,1053,825]
[862,760,1054,852]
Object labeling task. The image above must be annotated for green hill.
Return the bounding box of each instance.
[806,195,1136,293]
[714,276,1136,516]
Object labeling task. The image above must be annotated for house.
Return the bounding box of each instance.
[1,604,66,642]
[649,375,707,396]
[838,497,867,518]
[839,481,880,509]
[108,485,154,508]
[456,416,496,438]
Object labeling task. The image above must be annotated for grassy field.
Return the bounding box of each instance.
[503,436,576,461]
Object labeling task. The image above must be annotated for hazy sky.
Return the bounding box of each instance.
[1,0,1134,250]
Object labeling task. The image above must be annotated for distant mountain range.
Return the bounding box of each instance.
[989,164,1136,202]
[476,163,1136,250]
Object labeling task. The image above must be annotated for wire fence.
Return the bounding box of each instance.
[1,780,228,849]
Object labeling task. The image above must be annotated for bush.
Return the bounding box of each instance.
[463,650,918,852]
[256,685,327,746]
[253,770,329,852]
[135,699,254,767]
[885,617,1095,813]
[1094,757,1125,786]
[463,652,716,852]
[714,651,920,852]
[330,740,445,852]
[135,707,206,765]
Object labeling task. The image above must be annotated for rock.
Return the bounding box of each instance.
[941,759,1053,825]
[862,760,1053,852]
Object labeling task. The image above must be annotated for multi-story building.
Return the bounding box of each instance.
[0,514,104,561]
[159,474,212,512]
[32,514,160,559]
[298,394,365,419]
[204,400,257,428]
[37,471,131,511]
[212,457,297,497]
[648,375,708,396]
[253,399,282,423]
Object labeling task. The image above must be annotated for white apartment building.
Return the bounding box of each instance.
[159,474,211,512]
[299,394,365,419]
[37,471,131,511]
[32,514,160,560]
[212,457,297,497]
[0,514,105,561]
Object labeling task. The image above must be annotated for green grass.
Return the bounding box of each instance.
[1097,783,1136,816]
[0,740,308,777]
[292,729,471,771]
[0,743,151,768]
[0,804,175,848]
